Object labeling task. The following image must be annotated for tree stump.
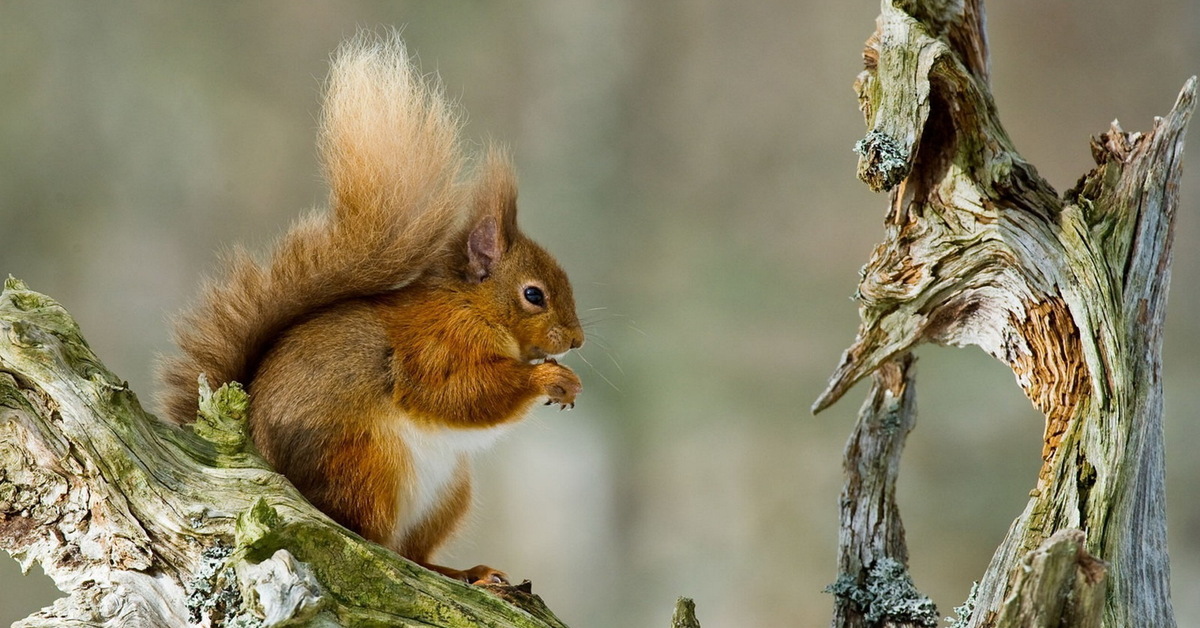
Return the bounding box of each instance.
[816,1,1195,627]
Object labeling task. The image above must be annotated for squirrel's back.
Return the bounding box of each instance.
[158,32,476,424]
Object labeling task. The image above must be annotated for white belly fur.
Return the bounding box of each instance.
[387,415,512,546]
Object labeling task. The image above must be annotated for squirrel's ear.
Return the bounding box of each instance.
[466,147,518,282]
[467,216,502,282]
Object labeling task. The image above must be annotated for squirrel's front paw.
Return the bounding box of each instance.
[534,359,581,409]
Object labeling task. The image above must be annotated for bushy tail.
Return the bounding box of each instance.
[158,32,471,424]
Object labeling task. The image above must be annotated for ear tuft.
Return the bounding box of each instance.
[466,146,519,283]
[474,146,519,244]
[467,216,501,282]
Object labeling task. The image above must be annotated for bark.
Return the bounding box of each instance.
[0,277,571,627]
[825,354,937,628]
[670,598,701,628]
[816,1,1194,627]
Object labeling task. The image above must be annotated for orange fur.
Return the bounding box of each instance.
[319,427,404,544]
[158,32,468,426]
[158,32,583,583]
[378,286,581,429]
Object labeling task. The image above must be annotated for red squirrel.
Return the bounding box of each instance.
[157,33,583,585]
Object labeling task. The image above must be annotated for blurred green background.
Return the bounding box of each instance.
[1,1,1196,626]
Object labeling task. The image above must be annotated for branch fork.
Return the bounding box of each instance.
[819,1,1194,626]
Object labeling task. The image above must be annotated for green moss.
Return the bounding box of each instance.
[0,280,129,400]
[672,597,701,628]
[231,505,555,628]
[194,376,253,455]
[1,279,84,339]
[3,276,28,291]
[236,498,285,550]
[4,277,46,312]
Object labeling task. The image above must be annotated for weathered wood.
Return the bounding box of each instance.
[817,0,1194,626]
[826,354,936,628]
[994,529,1106,628]
[0,277,569,627]
[671,598,702,628]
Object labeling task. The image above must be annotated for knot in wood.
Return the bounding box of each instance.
[855,130,911,192]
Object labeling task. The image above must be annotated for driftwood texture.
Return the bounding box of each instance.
[817,1,1194,627]
[0,277,571,627]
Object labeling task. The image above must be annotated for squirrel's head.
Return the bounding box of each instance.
[460,152,584,363]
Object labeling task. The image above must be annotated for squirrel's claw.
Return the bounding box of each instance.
[420,562,509,586]
[471,570,509,586]
[534,360,581,409]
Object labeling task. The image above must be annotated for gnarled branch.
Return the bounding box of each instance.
[819,1,1194,626]
[0,277,569,627]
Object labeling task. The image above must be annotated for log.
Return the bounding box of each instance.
[0,277,570,627]
[816,0,1194,626]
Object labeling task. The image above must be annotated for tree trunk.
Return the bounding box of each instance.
[0,277,572,627]
[816,1,1194,627]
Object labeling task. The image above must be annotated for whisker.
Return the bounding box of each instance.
[581,330,610,346]
[580,312,613,325]
[604,349,625,375]
[577,350,621,393]
[578,333,623,376]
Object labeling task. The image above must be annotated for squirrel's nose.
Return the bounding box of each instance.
[569,329,584,350]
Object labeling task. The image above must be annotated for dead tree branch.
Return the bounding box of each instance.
[825,354,937,628]
[816,1,1194,627]
[0,277,570,627]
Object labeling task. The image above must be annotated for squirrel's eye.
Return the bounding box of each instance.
[523,286,546,307]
